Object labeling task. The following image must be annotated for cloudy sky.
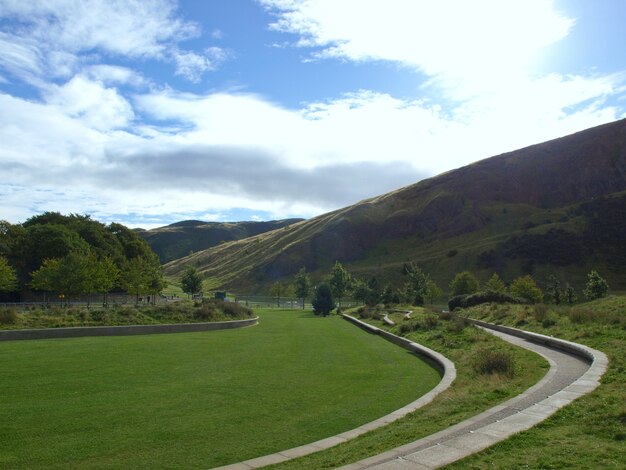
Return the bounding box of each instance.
[1,0,625,228]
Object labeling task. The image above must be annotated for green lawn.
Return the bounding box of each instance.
[0,309,440,469]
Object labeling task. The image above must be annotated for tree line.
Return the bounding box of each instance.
[279,261,610,316]
[0,212,164,305]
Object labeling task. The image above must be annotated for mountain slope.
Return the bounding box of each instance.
[164,118,626,293]
[138,218,303,263]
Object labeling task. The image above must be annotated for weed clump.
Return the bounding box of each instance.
[0,308,18,325]
[473,349,516,377]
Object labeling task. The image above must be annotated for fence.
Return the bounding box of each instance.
[233,295,360,310]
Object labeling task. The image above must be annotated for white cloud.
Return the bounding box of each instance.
[261,0,575,97]
[85,65,148,87]
[0,0,225,83]
[45,76,135,131]
[172,47,229,82]
[0,0,197,58]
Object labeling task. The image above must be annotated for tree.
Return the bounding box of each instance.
[425,280,443,304]
[30,252,93,304]
[119,257,155,306]
[545,274,562,304]
[91,256,119,307]
[404,263,430,305]
[294,267,311,309]
[449,271,480,296]
[328,261,351,306]
[381,284,394,306]
[484,273,506,293]
[312,283,335,316]
[510,275,543,304]
[565,283,576,305]
[583,270,609,300]
[0,256,18,292]
[181,265,203,298]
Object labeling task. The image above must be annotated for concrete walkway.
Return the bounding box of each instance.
[341,323,607,469]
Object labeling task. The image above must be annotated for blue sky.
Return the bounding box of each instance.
[1,0,625,229]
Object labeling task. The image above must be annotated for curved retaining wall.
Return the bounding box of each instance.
[343,318,608,469]
[0,317,259,341]
[213,315,456,470]
[466,318,598,364]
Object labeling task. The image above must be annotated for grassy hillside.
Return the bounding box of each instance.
[164,118,626,293]
[137,218,303,263]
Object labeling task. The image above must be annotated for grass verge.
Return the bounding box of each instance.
[267,306,548,469]
[445,295,626,469]
[0,309,439,469]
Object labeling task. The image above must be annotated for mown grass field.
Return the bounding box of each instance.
[269,307,548,469]
[0,309,439,469]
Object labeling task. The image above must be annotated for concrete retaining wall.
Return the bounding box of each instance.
[342,314,453,376]
[0,317,259,341]
[466,318,595,364]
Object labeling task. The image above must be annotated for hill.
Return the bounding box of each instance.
[164,119,626,293]
[138,218,304,263]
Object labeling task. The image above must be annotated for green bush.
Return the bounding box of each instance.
[399,320,420,335]
[448,291,525,311]
[0,308,18,325]
[194,305,217,320]
[473,349,516,377]
[424,315,439,329]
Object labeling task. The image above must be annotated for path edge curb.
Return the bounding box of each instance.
[342,318,608,469]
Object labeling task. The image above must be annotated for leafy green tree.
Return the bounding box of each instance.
[484,273,506,293]
[449,271,480,296]
[565,283,576,305]
[425,280,443,304]
[312,282,335,316]
[91,256,119,306]
[0,256,18,292]
[510,275,543,303]
[328,261,351,306]
[404,264,430,305]
[381,284,394,306]
[119,257,155,306]
[181,265,203,298]
[30,252,95,304]
[294,267,311,309]
[545,274,562,304]
[583,270,609,300]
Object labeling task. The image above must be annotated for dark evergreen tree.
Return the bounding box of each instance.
[312,282,335,316]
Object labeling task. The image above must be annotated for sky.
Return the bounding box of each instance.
[1,0,625,229]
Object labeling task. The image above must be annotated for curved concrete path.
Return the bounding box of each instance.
[341,322,608,469]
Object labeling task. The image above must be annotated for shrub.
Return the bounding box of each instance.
[194,304,217,320]
[440,311,453,321]
[221,301,253,318]
[583,270,609,300]
[533,304,548,322]
[541,311,560,328]
[449,271,480,296]
[510,275,543,304]
[312,283,335,316]
[0,308,18,325]
[448,291,525,311]
[398,320,421,335]
[473,349,515,377]
[424,315,439,329]
[450,316,468,333]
